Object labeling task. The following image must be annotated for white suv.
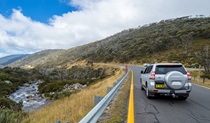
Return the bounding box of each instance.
[140,63,192,100]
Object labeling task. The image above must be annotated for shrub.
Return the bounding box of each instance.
[0,98,22,111]
[39,80,79,93]
[190,70,198,77]
[200,74,210,79]
[0,107,27,123]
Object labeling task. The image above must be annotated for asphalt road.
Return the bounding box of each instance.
[130,66,210,123]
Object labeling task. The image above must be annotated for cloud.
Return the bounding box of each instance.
[0,0,210,57]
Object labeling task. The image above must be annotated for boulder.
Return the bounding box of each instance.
[23,83,30,87]
[63,83,87,92]
[4,80,11,84]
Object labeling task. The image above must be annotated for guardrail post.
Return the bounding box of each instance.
[107,87,113,94]
[56,120,61,123]
[56,120,69,123]
[113,82,117,87]
[94,96,104,106]
[79,72,129,123]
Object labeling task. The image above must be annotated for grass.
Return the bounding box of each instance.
[191,76,210,88]
[103,71,131,123]
[23,65,125,123]
[192,39,210,52]
[189,70,210,88]
[65,60,88,69]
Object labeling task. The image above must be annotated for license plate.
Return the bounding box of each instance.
[156,84,164,88]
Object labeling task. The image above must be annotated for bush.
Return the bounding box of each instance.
[200,74,210,79]
[39,80,81,93]
[190,70,198,77]
[39,78,99,97]
[0,98,22,111]
[0,107,27,123]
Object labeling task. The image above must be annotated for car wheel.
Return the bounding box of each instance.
[146,86,152,99]
[141,84,144,90]
[178,96,188,100]
[140,79,144,90]
[154,93,159,98]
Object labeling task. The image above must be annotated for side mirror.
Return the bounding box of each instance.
[141,71,143,74]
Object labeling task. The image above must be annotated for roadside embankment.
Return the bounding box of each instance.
[23,64,125,123]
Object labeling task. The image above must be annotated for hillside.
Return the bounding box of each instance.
[9,16,210,68]
[0,54,29,66]
[9,49,64,69]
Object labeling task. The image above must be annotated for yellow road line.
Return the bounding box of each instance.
[127,69,134,123]
[192,83,210,90]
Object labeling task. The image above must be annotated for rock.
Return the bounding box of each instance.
[74,83,79,90]
[41,94,45,98]
[64,84,69,88]
[37,80,44,84]
[26,95,33,99]
[83,84,87,88]
[23,83,30,87]
[106,106,110,111]
[29,81,35,84]
[63,83,87,93]
[104,106,110,114]
[49,92,55,95]
[4,80,11,84]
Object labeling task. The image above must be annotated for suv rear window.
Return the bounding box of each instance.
[155,65,186,74]
[144,65,153,74]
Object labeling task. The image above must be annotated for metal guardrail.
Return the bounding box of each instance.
[79,71,129,123]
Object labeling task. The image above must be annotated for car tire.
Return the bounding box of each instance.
[140,78,144,90]
[154,93,159,98]
[178,96,188,100]
[141,84,144,90]
[146,86,152,99]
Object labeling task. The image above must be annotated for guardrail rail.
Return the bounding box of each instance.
[79,71,129,123]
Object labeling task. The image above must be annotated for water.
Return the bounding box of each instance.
[9,81,49,111]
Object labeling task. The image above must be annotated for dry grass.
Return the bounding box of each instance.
[188,70,210,88]
[65,60,87,69]
[23,65,125,123]
[191,77,210,84]
[191,76,210,88]
[104,71,131,123]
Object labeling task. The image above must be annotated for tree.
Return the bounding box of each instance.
[180,32,194,53]
[195,46,210,74]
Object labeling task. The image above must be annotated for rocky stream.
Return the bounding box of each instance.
[9,80,49,111]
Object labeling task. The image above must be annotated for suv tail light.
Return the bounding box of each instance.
[187,71,191,80]
[150,71,155,80]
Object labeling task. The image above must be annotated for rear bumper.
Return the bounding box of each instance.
[148,82,192,95]
[154,89,190,93]
[153,90,190,97]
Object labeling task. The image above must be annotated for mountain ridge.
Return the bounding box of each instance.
[9,16,210,68]
[0,54,30,66]
[9,49,64,69]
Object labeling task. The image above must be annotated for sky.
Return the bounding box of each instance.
[0,0,210,58]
